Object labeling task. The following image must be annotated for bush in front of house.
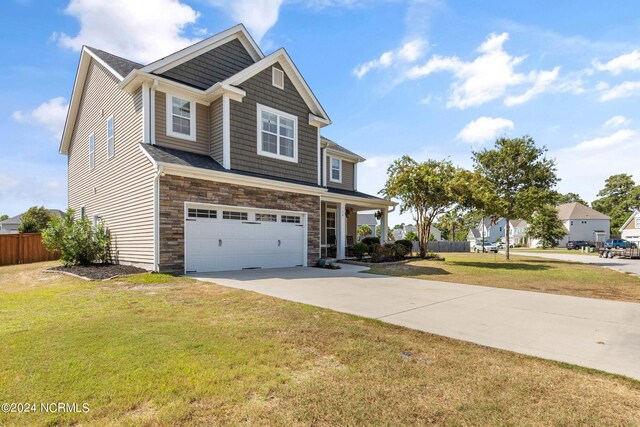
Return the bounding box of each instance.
[351,242,369,260]
[42,209,110,266]
[370,243,408,263]
[395,239,413,253]
[360,236,380,247]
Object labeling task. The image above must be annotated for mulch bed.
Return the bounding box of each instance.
[47,264,148,281]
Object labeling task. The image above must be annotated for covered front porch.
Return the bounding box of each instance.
[320,194,395,259]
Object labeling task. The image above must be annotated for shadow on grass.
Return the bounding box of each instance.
[369,264,452,277]
[448,261,551,271]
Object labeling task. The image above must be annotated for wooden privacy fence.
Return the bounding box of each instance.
[0,233,59,266]
[412,240,471,253]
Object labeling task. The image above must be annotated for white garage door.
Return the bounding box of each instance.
[185,204,306,273]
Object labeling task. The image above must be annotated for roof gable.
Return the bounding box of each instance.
[158,38,256,90]
[620,209,640,231]
[556,202,610,220]
[85,47,143,79]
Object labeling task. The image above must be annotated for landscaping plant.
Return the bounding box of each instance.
[351,242,369,260]
[18,206,53,233]
[42,209,110,266]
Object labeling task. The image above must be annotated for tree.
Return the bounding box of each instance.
[18,206,52,233]
[0,214,8,222]
[439,209,465,241]
[381,156,462,258]
[556,192,588,206]
[405,230,419,241]
[375,226,394,241]
[473,136,558,260]
[592,174,640,232]
[393,223,405,230]
[527,204,567,248]
[357,224,372,238]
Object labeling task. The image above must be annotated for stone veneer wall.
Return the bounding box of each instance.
[159,174,321,272]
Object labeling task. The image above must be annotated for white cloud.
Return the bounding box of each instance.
[571,129,637,151]
[405,32,563,109]
[599,81,640,101]
[354,38,427,78]
[456,116,514,145]
[12,97,69,140]
[208,0,283,43]
[603,115,630,128]
[54,0,200,64]
[594,50,640,75]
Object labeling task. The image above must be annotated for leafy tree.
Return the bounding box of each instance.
[42,209,110,266]
[439,209,465,241]
[0,214,8,222]
[404,230,419,241]
[556,192,588,206]
[357,224,372,238]
[381,156,462,258]
[473,136,558,259]
[375,226,395,241]
[18,206,53,233]
[527,204,567,248]
[592,174,640,232]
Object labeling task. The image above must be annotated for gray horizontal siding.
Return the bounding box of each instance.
[230,63,318,184]
[67,59,155,268]
[155,90,210,155]
[327,158,355,191]
[159,39,256,90]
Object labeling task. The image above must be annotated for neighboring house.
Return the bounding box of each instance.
[530,203,610,247]
[356,213,378,239]
[0,209,64,234]
[60,24,395,273]
[391,228,404,241]
[506,219,529,246]
[467,217,507,246]
[391,224,441,241]
[620,209,640,244]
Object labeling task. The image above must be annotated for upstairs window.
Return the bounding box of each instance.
[167,94,196,141]
[257,104,297,162]
[106,116,115,158]
[272,67,284,89]
[636,217,640,228]
[330,157,342,183]
[89,133,95,170]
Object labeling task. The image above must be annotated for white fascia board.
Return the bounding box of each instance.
[325,147,365,163]
[222,48,331,123]
[309,113,331,128]
[619,209,640,232]
[141,24,263,74]
[83,46,124,80]
[321,194,396,207]
[159,162,327,197]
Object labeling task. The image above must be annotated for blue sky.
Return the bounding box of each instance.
[2,0,640,225]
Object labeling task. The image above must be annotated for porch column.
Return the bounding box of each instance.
[337,201,346,259]
[380,207,388,243]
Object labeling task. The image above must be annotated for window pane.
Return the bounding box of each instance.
[331,158,340,169]
[280,137,294,158]
[332,168,340,180]
[89,134,94,152]
[261,111,278,133]
[173,116,191,135]
[280,117,294,138]
[262,132,277,154]
[107,118,114,138]
[256,213,277,222]
[172,97,190,118]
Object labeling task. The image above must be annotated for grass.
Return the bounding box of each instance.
[511,247,600,256]
[368,252,640,302]
[1,262,639,426]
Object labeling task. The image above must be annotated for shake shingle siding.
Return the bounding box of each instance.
[67,59,155,269]
[327,159,355,191]
[230,63,317,184]
[158,39,256,90]
[155,90,210,155]
[210,97,223,164]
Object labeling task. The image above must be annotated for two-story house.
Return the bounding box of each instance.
[467,217,507,246]
[60,24,395,273]
[529,203,610,247]
[506,219,529,246]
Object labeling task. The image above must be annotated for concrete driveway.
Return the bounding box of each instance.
[190,264,640,380]
[511,250,640,276]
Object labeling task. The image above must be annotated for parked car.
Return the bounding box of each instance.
[604,239,637,249]
[495,242,514,249]
[566,240,595,250]
[475,241,498,253]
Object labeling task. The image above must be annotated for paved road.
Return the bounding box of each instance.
[511,250,640,276]
[190,264,640,380]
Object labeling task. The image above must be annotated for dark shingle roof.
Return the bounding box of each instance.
[321,136,364,161]
[85,46,143,78]
[326,187,387,201]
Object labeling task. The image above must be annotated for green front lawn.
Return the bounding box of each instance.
[368,252,640,302]
[1,262,639,426]
[511,247,600,256]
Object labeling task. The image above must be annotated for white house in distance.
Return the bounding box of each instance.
[620,209,640,244]
[506,219,529,246]
[356,213,378,239]
[467,217,507,246]
[391,223,442,241]
[530,202,610,247]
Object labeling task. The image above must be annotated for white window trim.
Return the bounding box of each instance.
[166,92,197,141]
[272,67,284,90]
[329,156,342,183]
[89,133,95,171]
[106,115,115,159]
[256,103,298,163]
[635,217,640,228]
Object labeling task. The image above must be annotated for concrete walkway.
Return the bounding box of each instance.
[190,264,640,380]
[511,250,640,276]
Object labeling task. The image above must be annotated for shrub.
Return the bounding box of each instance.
[18,206,52,233]
[351,242,369,260]
[404,231,419,241]
[42,209,111,266]
[361,236,380,247]
[395,239,413,252]
[371,243,408,262]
